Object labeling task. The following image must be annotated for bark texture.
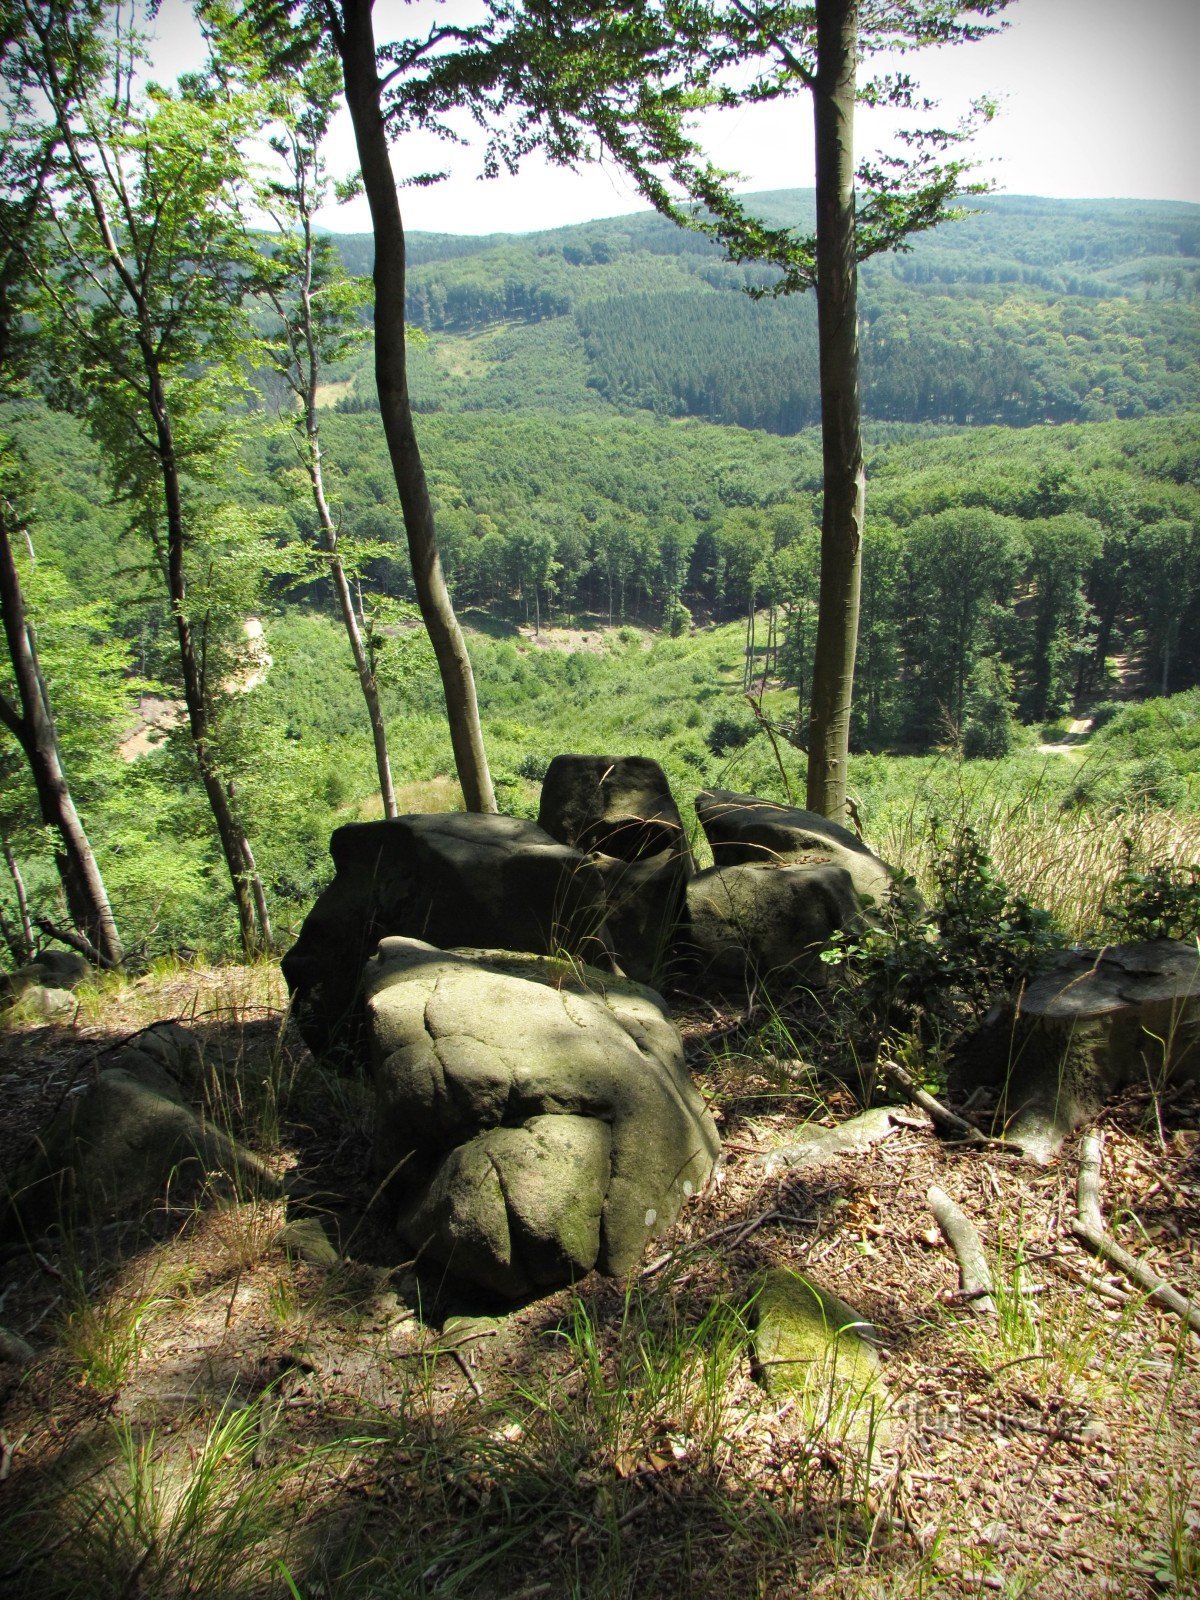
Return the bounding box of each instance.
[806,0,865,821]
[0,502,124,967]
[335,0,496,814]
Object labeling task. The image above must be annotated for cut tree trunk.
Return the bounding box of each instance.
[806,0,865,823]
[335,0,496,814]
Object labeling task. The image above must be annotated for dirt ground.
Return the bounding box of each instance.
[1,967,1197,1599]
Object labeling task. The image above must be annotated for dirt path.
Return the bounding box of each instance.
[1036,715,1094,755]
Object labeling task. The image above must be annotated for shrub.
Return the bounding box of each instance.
[706,713,757,756]
[1105,850,1200,940]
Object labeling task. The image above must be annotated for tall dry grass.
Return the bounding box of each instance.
[878,797,1200,941]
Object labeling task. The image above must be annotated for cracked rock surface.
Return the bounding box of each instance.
[366,938,720,1299]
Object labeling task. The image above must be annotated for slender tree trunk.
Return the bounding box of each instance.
[335,0,495,813]
[2,835,34,963]
[303,363,398,817]
[806,0,865,821]
[144,352,266,954]
[0,502,124,967]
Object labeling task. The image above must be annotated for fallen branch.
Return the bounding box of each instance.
[878,1060,1019,1152]
[1071,1131,1200,1334]
[928,1185,996,1315]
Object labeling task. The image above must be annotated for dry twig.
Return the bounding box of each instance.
[1070,1131,1200,1334]
[928,1185,996,1315]
[879,1059,1021,1153]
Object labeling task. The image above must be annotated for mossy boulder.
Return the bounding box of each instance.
[695,789,900,910]
[685,860,860,990]
[366,938,720,1300]
[539,756,693,986]
[753,1270,889,1443]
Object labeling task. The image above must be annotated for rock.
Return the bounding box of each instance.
[754,1106,902,1178]
[366,938,720,1300]
[0,951,90,1009]
[282,813,611,1060]
[538,756,692,986]
[685,860,860,989]
[539,754,690,861]
[132,1020,202,1079]
[753,1269,889,1444]
[955,939,1200,1163]
[1,1056,279,1240]
[34,949,92,987]
[591,850,691,988]
[275,1215,338,1266]
[0,1326,35,1367]
[695,789,900,910]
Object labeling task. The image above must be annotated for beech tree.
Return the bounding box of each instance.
[0,0,124,967]
[672,2,1011,814]
[476,0,1010,816]
[11,0,273,954]
[247,43,402,818]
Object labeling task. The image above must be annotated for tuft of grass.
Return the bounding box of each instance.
[70,1398,298,1599]
[59,1262,183,1395]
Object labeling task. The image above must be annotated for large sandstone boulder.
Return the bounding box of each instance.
[2,1054,278,1240]
[539,754,690,861]
[685,861,860,989]
[695,789,899,910]
[955,939,1200,1163]
[538,756,693,986]
[365,938,720,1299]
[282,814,611,1059]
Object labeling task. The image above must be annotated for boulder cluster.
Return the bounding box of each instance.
[281,756,900,1300]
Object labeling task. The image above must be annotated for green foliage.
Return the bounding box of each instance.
[1105,850,1200,941]
[962,656,1018,759]
[824,823,1062,1054]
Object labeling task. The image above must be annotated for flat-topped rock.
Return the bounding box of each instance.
[538,756,692,987]
[695,789,898,909]
[366,938,720,1299]
[539,755,691,863]
[282,813,610,1060]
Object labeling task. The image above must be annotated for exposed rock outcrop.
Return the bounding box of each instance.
[695,789,899,910]
[366,937,720,1299]
[2,1051,278,1240]
[685,860,861,989]
[538,755,692,986]
[282,813,611,1059]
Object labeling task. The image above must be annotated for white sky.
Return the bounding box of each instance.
[150,0,1200,235]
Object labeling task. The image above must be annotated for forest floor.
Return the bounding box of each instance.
[1,964,1197,1600]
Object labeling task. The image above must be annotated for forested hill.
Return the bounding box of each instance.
[325,192,1200,433]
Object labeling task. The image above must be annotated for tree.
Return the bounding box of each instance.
[1022,513,1101,720]
[961,654,1017,759]
[902,507,1025,740]
[453,0,1010,814]
[678,1,1010,814]
[248,42,401,818]
[319,0,498,813]
[0,0,124,967]
[0,487,125,966]
[14,0,273,953]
